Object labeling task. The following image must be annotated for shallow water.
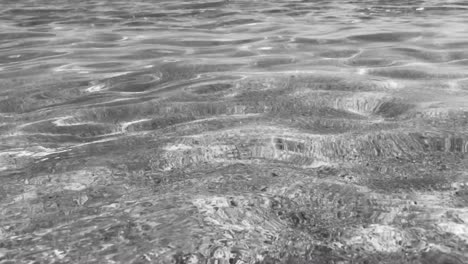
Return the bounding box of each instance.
[1,0,468,263]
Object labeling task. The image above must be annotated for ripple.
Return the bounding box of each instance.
[367,68,464,79]
[159,126,468,172]
[89,32,125,42]
[3,8,74,16]
[319,49,361,59]
[448,59,468,65]
[332,92,413,117]
[392,47,448,62]
[0,32,56,42]
[236,73,399,93]
[20,119,119,139]
[349,32,421,42]
[71,41,122,49]
[345,58,398,67]
[190,82,233,94]
[166,1,227,10]
[253,56,295,68]
[144,37,262,47]
[0,50,67,64]
[97,72,161,93]
[81,61,128,70]
[121,20,156,27]
[293,37,344,45]
[116,48,183,60]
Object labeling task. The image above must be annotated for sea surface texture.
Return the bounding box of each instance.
[1,0,468,263]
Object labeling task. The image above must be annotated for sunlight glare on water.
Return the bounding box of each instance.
[1,0,468,263]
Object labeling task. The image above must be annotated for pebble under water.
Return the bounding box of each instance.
[1,0,468,263]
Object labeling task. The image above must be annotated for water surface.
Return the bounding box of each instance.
[1,0,468,263]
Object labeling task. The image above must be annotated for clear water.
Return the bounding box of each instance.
[1,0,468,263]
